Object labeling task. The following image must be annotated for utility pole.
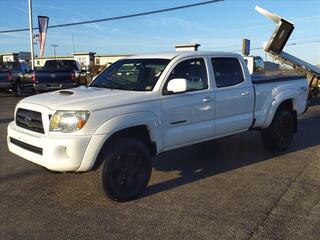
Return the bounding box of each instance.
[28,0,34,70]
[51,44,58,59]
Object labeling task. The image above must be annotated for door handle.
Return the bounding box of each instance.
[241,91,249,96]
[202,96,213,102]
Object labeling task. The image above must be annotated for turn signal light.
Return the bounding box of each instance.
[70,72,76,81]
[32,72,36,82]
[77,119,86,129]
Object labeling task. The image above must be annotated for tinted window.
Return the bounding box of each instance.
[0,64,6,72]
[20,64,26,72]
[168,58,208,91]
[254,56,264,73]
[20,63,30,73]
[44,60,78,71]
[2,62,20,71]
[211,58,244,88]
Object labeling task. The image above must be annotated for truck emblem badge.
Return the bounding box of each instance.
[51,73,56,78]
[24,113,32,125]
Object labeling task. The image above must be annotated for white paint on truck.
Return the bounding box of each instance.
[7,51,308,171]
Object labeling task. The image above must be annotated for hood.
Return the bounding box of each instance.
[21,86,158,111]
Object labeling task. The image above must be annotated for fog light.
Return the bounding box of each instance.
[65,147,71,158]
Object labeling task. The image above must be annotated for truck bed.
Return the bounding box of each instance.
[252,73,308,129]
[252,72,305,84]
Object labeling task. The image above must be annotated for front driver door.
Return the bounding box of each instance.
[161,58,215,150]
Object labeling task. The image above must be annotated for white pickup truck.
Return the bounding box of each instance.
[7,51,309,202]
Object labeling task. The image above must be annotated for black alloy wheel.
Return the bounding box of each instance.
[99,138,152,202]
[261,110,294,152]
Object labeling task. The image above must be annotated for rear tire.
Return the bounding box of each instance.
[261,109,295,152]
[91,138,152,202]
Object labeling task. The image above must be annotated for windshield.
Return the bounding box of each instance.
[90,58,170,91]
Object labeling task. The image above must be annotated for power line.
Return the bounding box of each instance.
[0,0,223,34]
[225,39,320,53]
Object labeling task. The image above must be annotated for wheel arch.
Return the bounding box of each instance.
[79,112,162,171]
[263,96,298,131]
[91,125,157,170]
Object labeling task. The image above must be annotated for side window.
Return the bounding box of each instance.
[168,58,208,91]
[25,64,30,73]
[211,58,244,88]
[20,63,28,73]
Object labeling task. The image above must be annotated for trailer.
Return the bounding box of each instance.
[255,6,320,98]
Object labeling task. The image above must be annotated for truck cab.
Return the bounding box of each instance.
[0,61,33,96]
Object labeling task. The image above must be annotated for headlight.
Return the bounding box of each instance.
[49,111,90,133]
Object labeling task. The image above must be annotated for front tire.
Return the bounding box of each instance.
[261,109,295,152]
[93,138,152,202]
[14,81,22,97]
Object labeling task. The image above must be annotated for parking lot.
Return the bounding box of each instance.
[0,92,320,240]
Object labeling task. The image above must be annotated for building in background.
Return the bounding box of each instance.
[19,52,31,61]
[1,53,19,62]
[73,52,96,70]
[1,52,32,62]
[33,52,130,69]
[174,43,201,51]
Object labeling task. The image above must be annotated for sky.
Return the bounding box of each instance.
[0,0,319,64]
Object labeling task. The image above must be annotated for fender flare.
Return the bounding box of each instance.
[77,111,163,171]
[262,91,297,128]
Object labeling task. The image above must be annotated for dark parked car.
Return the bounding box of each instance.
[33,60,82,92]
[0,62,33,96]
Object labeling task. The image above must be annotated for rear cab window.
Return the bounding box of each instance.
[211,58,244,88]
[44,60,78,71]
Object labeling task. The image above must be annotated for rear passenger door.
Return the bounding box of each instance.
[211,57,254,136]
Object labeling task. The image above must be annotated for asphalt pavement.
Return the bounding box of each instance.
[0,91,319,240]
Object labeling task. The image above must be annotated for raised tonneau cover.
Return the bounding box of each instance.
[255,6,320,77]
[255,6,320,97]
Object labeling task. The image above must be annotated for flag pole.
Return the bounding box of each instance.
[28,0,34,70]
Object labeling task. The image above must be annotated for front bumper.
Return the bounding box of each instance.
[7,121,107,172]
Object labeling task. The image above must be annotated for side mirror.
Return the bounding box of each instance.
[166,78,187,94]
